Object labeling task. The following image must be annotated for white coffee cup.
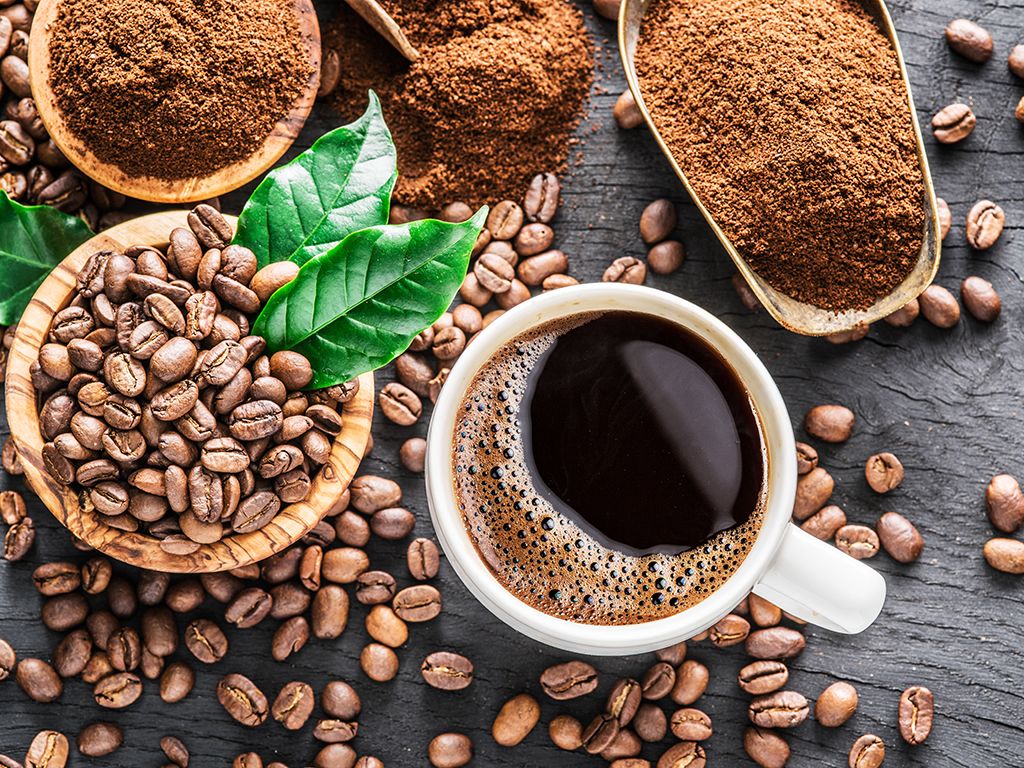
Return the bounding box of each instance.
[425,284,886,655]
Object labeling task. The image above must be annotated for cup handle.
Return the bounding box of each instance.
[751,524,886,634]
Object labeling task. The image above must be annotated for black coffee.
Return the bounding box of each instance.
[453,311,767,625]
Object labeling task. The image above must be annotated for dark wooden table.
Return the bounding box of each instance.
[3,0,1023,765]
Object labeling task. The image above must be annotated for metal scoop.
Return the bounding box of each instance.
[618,0,940,336]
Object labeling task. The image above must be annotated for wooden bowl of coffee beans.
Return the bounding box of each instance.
[5,210,373,572]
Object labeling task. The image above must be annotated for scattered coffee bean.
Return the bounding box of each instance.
[960,276,1001,322]
[748,594,782,628]
[549,714,584,749]
[350,475,401,513]
[160,661,195,702]
[42,592,89,631]
[932,103,976,143]
[815,681,858,726]
[614,89,644,129]
[322,681,361,720]
[488,200,524,240]
[745,628,806,660]
[541,660,599,699]
[94,671,142,708]
[32,562,82,595]
[885,297,919,327]
[17,658,63,703]
[605,678,642,726]
[647,240,685,274]
[656,741,705,768]
[25,731,68,768]
[603,256,646,284]
[525,173,560,223]
[312,584,350,639]
[738,660,789,695]
[360,643,399,681]
[106,626,142,671]
[271,616,310,662]
[0,490,25,524]
[313,743,356,768]
[518,249,568,286]
[582,713,620,754]
[710,613,750,647]
[918,284,961,328]
[986,474,1024,533]
[802,504,847,541]
[945,18,993,62]
[393,584,442,621]
[379,382,422,426]
[805,404,854,442]
[743,726,789,768]
[836,525,880,559]
[399,437,426,472]
[749,690,809,728]
[370,507,415,540]
[898,686,933,744]
[640,662,675,700]
[217,673,268,726]
[793,467,834,520]
[876,512,924,563]
[76,722,123,757]
[864,452,904,493]
[272,681,315,730]
[492,693,540,746]
[428,733,473,768]
[983,538,1024,573]
[966,200,1005,250]
[671,660,709,706]
[313,718,358,744]
[654,641,687,666]
[4,516,34,561]
[670,708,713,741]
[185,618,228,663]
[365,604,408,648]
[160,736,189,767]
[848,734,885,768]
[640,199,676,244]
[322,548,370,584]
[53,630,91,678]
[422,651,474,690]
[631,702,666,743]
[0,638,14,681]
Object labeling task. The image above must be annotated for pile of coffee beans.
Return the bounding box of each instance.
[0,2,136,229]
[32,205,363,553]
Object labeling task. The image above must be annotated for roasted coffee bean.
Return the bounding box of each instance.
[160,736,189,767]
[94,671,142,708]
[602,731,644,762]
[133,570,169,606]
[140,646,165,680]
[804,404,854,442]
[836,524,880,559]
[945,18,993,62]
[746,628,805,660]
[492,693,541,746]
[474,253,515,294]
[966,200,1004,250]
[322,547,369,584]
[603,256,646,284]
[0,491,25,526]
[106,626,142,671]
[164,579,205,613]
[395,352,434,398]
[605,678,642,726]
[200,436,249,473]
[183,618,227,663]
[960,276,1001,322]
[42,592,89,631]
[229,399,283,441]
[32,562,81,596]
[393,584,442,622]
[306,404,342,436]
[542,273,579,292]
[42,442,75,484]
[53,629,92,678]
[627,703,665,743]
[919,284,961,328]
[233,754,263,768]
[657,741,705,768]
[217,673,268,726]
[0,637,15,681]
[801,504,847,541]
[261,547,303,584]
[875,512,923,563]
[932,103,976,143]
[638,662,675,700]
[267,350,312,390]
[749,691,809,728]
[402,538,439,582]
[105,352,147,397]
[428,733,473,768]
[738,660,789,695]
[105,575,137,619]
[2,513,34,561]
[334,511,370,547]
[67,338,104,372]
[582,714,620,754]
[350,475,401,513]
[231,491,281,534]
[398,437,427,473]
[77,722,123,757]
[849,734,885,768]
[378,382,422,426]
[226,588,273,628]
[251,261,300,303]
[525,172,560,223]
[518,249,568,286]
[654,641,687,666]
[366,604,408,647]
[272,616,310,662]
[814,681,858,727]
[24,731,68,768]
[188,204,233,249]
[459,272,493,306]
[140,606,178,657]
[648,240,685,274]
[17,658,63,702]
[865,452,903,493]
[671,660,709,705]
[670,708,713,741]
[355,570,397,605]
[639,199,677,244]
[710,613,750,647]
[433,326,467,360]
[269,582,311,619]
[272,680,315,730]
[299,545,323,591]
[421,651,473,690]
[370,507,415,540]
[200,572,244,604]
[183,291,217,341]
[748,594,782,628]
[986,474,1024,532]
[160,661,195,703]
[743,726,789,768]
[322,680,360,720]
[614,89,644,129]
[514,222,554,257]
[312,584,349,639]
[487,200,525,240]
[0,118,32,164]
[167,228,201,281]
[360,642,399,681]
[549,714,584,750]
[898,686,933,744]
[541,660,599,699]
[984,537,1024,573]
[313,718,359,744]
[792,466,834,520]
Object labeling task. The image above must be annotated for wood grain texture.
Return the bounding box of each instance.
[27,0,322,204]
[5,212,373,573]
[2,0,1024,766]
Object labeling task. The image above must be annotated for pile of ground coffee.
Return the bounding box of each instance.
[324,0,593,210]
[636,0,924,312]
[48,0,314,180]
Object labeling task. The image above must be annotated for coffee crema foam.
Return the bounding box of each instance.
[452,312,768,625]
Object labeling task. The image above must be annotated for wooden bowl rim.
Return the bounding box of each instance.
[27,0,322,204]
[5,211,373,573]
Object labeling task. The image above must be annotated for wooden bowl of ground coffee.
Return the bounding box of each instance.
[5,211,373,573]
[619,0,941,336]
[28,0,321,204]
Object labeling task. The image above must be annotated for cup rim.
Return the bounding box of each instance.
[425,284,796,654]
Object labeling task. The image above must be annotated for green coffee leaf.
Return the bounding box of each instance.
[233,91,398,270]
[253,208,488,389]
[0,191,95,325]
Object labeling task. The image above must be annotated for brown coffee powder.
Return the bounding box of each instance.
[636,0,925,312]
[48,0,314,181]
[324,0,593,210]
